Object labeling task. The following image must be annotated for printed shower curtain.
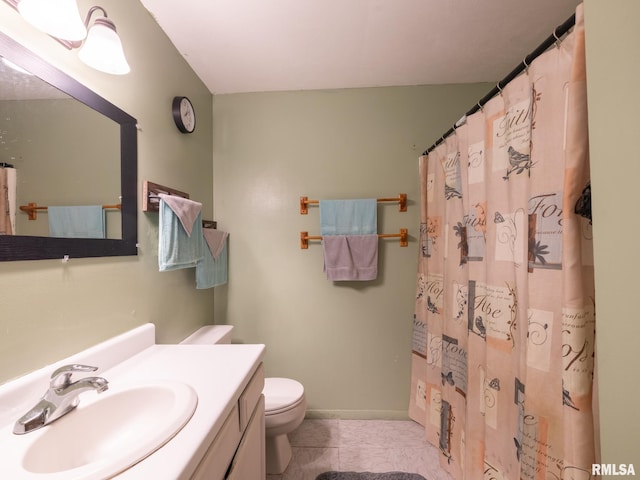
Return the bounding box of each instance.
[409,5,598,479]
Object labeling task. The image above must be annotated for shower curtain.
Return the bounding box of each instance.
[409,5,597,479]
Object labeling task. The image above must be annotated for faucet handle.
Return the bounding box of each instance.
[50,364,98,388]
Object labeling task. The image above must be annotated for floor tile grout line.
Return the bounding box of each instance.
[278,418,453,480]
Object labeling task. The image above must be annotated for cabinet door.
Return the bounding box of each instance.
[191,406,241,480]
[226,395,265,480]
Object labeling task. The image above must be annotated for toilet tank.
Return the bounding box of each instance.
[180,325,234,345]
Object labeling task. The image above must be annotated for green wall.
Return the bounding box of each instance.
[585,0,640,470]
[2,1,631,468]
[212,85,491,417]
[0,0,214,382]
[0,0,492,419]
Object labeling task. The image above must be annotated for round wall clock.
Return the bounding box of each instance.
[172,96,196,133]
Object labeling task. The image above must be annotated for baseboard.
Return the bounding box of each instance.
[305,409,411,420]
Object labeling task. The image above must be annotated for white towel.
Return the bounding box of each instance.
[0,167,16,235]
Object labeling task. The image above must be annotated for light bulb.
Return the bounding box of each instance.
[18,0,87,41]
[78,18,130,75]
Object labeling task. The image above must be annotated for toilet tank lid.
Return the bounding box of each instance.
[180,325,234,345]
[263,377,304,411]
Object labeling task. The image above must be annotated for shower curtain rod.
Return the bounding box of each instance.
[422,13,576,156]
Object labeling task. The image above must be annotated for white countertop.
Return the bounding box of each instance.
[0,324,265,480]
[113,344,265,479]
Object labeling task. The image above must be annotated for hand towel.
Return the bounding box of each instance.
[202,228,228,260]
[196,233,228,289]
[322,234,378,281]
[158,193,201,236]
[48,206,105,238]
[158,197,204,271]
[319,199,377,236]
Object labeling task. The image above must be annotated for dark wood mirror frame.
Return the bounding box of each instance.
[0,31,138,261]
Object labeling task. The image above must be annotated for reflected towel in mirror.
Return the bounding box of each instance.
[0,166,17,235]
[48,205,105,238]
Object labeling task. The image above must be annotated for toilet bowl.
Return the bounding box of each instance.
[180,325,306,474]
[263,377,306,474]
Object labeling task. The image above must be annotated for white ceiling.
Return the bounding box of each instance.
[140,0,582,95]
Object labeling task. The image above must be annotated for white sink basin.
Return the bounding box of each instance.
[2,380,197,479]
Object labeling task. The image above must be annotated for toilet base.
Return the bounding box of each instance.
[265,433,292,474]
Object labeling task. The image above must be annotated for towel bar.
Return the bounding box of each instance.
[143,180,190,212]
[142,180,217,229]
[300,194,407,214]
[300,229,408,249]
[19,202,121,221]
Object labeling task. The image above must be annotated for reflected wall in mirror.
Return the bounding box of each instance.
[1,59,121,239]
[0,31,138,261]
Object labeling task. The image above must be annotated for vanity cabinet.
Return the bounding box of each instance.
[0,324,267,480]
[191,363,265,480]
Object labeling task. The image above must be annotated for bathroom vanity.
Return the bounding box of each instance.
[191,364,265,479]
[0,324,266,479]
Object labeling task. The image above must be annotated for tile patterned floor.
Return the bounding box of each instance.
[266,419,454,480]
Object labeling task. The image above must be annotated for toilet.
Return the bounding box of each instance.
[180,325,306,475]
[263,376,306,474]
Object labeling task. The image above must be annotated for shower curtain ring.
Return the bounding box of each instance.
[477,101,484,112]
[497,83,503,96]
[523,57,530,73]
[553,29,562,47]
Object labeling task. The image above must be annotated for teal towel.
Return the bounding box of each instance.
[196,237,228,289]
[158,199,204,271]
[48,206,105,238]
[319,199,377,235]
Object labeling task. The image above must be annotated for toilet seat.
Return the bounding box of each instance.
[263,377,305,415]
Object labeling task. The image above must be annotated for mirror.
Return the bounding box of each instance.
[0,31,137,261]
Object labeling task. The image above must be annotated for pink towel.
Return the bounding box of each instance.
[202,228,228,260]
[322,234,378,281]
[158,194,202,236]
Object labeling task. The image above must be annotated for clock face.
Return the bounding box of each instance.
[172,96,196,133]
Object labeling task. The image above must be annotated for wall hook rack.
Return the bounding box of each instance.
[142,180,217,228]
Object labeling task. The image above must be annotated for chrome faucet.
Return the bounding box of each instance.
[13,364,109,435]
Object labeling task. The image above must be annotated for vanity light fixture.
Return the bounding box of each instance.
[76,7,130,75]
[3,0,130,75]
[17,0,87,41]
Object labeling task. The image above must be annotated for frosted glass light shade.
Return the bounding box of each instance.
[78,19,130,75]
[18,0,87,41]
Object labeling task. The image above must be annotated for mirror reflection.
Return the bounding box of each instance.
[0,30,137,262]
[0,57,121,239]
